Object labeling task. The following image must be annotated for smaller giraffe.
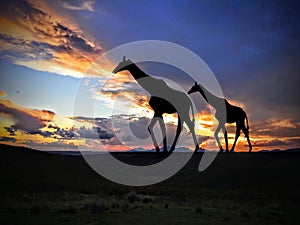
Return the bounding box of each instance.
[188,82,252,152]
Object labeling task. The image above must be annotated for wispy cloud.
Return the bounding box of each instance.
[252,138,300,149]
[0,93,116,150]
[59,0,95,12]
[0,0,102,77]
[0,91,7,97]
[253,139,287,147]
[251,118,300,138]
[0,136,17,143]
[1,90,299,151]
[0,98,55,135]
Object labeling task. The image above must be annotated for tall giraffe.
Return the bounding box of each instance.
[112,57,199,153]
[188,82,252,152]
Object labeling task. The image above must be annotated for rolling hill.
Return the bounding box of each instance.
[0,144,300,225]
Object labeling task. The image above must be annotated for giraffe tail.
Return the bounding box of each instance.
[245,113,249,130]
[190,103,196,125]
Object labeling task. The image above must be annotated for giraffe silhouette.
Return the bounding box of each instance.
[188,82,252,152]
[112,57,199,153]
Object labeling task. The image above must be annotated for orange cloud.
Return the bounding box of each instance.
[0,98,55,135]
[267,118,297,129]
[0,91,7,97]
[0,95,118,151]
[0,0,104,77]
[1,93,298,152]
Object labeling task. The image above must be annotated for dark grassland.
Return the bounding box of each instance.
[0,144,299,225]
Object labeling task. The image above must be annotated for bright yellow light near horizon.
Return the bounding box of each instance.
[129,105,153,119]
[0,126,11,137]
[53,115,77,129]
[10,130,56,145]
[0,114,15,135]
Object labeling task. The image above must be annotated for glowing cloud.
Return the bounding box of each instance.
[0,98,55,135]
[0,91,7,97]
[59,0,95,12]
[0,0,102,77]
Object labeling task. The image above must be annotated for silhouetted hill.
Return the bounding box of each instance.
[1,143,300,190]
[1,144,300,225]
[281,148,300,153]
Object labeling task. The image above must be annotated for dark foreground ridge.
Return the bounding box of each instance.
[1,143,300,191]
[1,144,300,225]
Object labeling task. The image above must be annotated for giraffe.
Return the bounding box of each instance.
[112,57,199,153]
[188,82,252,152]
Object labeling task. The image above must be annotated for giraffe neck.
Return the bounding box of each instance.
[126,63,150,80]
[126,62,164,95]
[197,84,225,109]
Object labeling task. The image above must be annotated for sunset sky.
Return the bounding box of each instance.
[0,0,299,152]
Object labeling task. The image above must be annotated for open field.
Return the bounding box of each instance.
[0,144,300,225]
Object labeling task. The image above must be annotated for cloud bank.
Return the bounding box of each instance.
[0,0,102,77]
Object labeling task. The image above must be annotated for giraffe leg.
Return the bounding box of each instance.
[148,116,160,153]
[170,116,183,152]
[231,124,241,152]
[214,124,223,152]
[241,126,252,152]
[186,119,199,152]
[222,126,229,153]
[157,117,167,153]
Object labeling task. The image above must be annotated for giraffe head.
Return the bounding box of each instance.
[188,81,201,94]
[112,56,132,74]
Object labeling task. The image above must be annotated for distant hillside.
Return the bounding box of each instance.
[1,144,300,156]
[1,143,300,225]
[258,148,300,153]
[1,143,300,191]
[129,146,300,153]
[128,146,207,153]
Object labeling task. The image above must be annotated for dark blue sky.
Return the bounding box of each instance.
[74,0,300,120]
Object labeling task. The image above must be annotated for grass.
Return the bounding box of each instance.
[0,144,300,224]
[0,191,298,225]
